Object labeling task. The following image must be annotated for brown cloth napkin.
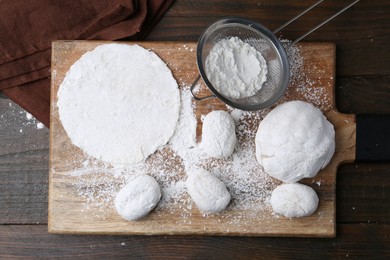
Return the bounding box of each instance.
[0,0,175,127]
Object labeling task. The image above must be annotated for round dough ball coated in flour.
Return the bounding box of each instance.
[57,44,180,165]
[186,169,231,213]
[270,183,319,218]
[255,101,335,183]
[115,175,161,221]
[201,110,237,158]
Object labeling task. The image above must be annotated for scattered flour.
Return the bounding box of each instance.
[70,86,277,221]
[23,111,46,129]
[230,109,243,122]
[25,112,33,120]
[281,40,332,109]
[0,102,46,133]
[168,85,198,170]
[57,39,331,224]
[205,37,268,99]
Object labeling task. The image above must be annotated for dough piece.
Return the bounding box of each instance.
[57,43,180,165]
[201,110,237,158]
[255,101,335,183]
[270,183,319,218]
[115,175,161,221]
[186,169,231,213]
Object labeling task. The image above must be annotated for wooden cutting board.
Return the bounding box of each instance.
[48,41,355,237]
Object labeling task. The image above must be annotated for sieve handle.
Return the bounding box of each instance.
[274,0,360,47]
[273,0,324,34]
[190,74,216,101]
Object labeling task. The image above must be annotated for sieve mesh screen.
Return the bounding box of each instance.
[196,18,290,110]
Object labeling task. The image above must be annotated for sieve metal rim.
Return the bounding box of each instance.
[195,17,290,111]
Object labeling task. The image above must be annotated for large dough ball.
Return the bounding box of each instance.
[186,168,231,213]
[115,175,161,221]
[201,110,237,158]
[270,183,319,218]
[255,101,335,183]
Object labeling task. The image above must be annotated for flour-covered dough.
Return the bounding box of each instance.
[186,168,231,213]
[115,175,161,221]
[255,101,335,183]
[57,43,180,165]
[201,110,237,158]
[270,183,319,218]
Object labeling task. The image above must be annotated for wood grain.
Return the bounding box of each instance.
[1,224,389,259]
[0,95,386,226]
[0,98,49,224]
[48,41,355,237]
[337,163,390,224]
[0,0,389,257]
[336,76,390,115]
[148,0,390,115]
[147,0,390,76]
[1,95,388,225]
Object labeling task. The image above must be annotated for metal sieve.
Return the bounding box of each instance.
[190,0,359,110]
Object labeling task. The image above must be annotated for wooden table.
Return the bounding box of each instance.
[1,0,389,258]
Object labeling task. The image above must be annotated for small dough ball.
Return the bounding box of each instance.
[201,110,237,158]
[186,168,231,213]
[115,175,161,221]
[255,101,335,183]
[270,183,319,218]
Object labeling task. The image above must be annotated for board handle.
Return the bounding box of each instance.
[356,115,390,162]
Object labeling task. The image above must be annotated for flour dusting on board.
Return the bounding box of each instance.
[70,86,278,221]
[59,41,328,224]
[281,41,332,109]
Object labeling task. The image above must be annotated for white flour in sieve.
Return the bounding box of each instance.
[205,36,268,99]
